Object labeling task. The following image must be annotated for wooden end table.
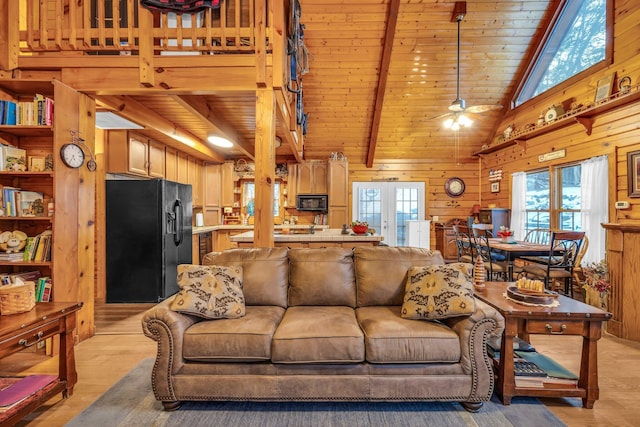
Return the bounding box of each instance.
[475,282,610,408]
[0,302,83,425]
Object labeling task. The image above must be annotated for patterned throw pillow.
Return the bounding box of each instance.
[170,264,245,319]
[401,263,475,320]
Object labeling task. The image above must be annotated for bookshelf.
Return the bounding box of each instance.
[0,78,95,341]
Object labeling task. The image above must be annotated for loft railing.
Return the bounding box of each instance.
[13,0,273,55]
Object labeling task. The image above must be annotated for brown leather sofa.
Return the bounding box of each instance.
[142,246,504,412]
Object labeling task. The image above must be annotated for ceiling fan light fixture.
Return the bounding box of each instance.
[458,114,472,127]
[443,118,455,129]
[207,135,234,148]
[448,98,466,112]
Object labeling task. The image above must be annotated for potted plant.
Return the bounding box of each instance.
[582,259,610,311]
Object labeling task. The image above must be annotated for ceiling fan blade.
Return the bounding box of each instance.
[465,104,503,114]
[423,112,454,121]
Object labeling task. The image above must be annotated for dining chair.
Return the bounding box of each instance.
[524,228,552,245]
[471,225,508,281]
[571,234,589,291]
[452,225,474,264]
[519,231,585,298]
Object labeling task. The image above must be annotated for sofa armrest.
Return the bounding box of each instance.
[442,299,505,401]
[141,298,201,401]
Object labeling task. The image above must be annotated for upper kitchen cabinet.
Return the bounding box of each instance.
[296,161,327,195]
[107,131,165,178]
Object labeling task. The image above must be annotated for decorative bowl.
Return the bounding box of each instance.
[351,225,368,235]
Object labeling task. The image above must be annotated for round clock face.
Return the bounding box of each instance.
[60,143,85,169]
[445,177,465,197]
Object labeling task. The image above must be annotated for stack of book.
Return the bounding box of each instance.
[23,231,52,262]
[487,335,579,388]
[0,94,54,126]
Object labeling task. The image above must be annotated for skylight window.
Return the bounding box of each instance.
[515,0,608,107]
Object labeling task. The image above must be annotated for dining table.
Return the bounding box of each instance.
[485,238,553,280]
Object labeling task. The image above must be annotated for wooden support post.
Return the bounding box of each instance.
[0,0,19,70]
[138,6,155,87]
[253,88,276,248]
[271,0,285,90]
[255,0,267,88]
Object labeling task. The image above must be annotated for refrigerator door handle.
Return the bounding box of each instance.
[173,199,184,246]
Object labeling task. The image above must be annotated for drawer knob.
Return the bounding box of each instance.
[18,331,44,347]
[545,323,567,334]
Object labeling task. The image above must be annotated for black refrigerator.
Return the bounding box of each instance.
[106,179,192,303]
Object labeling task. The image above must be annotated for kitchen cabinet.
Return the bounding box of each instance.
[220,161,236,207]
[296,161,327,195]
[188,157,203,207]
[177,152,188,184]
[327,159,348,227]
[165,147,177,181]
[107,131,165,178]
[203,163,221,225]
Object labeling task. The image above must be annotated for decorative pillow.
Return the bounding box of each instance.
[401,263,475,320]
[170,264,245,319]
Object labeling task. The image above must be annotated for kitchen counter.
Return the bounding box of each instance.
[230,228,383,248]
[192,224,329,234]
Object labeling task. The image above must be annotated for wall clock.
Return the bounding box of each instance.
[445,177,465,197]
[60,143,85,169]
[544,105,565,122]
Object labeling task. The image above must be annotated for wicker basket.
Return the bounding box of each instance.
[0,281,36,315]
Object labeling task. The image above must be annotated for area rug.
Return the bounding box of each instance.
[66,358,566,427]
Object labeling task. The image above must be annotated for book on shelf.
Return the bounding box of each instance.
[40,278,52,302]
[1,101,17,126]
[0,145,27,172]
[0,252,26,261]
[486,335,535,358]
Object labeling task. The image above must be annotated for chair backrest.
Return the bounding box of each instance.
[471,224,493,263]
[524,228,551,245]
[548,231,585,270]
[452,224,474,262]
[574,233,589,268]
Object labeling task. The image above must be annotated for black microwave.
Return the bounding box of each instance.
[296,194,328,212]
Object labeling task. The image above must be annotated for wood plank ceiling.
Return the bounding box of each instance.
[110,1,553,167]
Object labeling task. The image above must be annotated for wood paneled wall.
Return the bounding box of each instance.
[348,159,480,248]
[482,0,640,226]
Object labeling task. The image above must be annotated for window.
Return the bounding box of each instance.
[515,0,608,106]
[242,181,281,218]
[524,164,582,233]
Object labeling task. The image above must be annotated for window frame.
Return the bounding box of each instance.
[523,162,582,234]
[511,0,613,110]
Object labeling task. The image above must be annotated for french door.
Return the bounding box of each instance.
[352,182,425,246]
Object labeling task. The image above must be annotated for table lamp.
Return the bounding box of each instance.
[471,204,481,223]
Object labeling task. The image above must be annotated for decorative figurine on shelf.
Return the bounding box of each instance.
[474,256,486,292]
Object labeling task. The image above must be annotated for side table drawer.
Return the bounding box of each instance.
[526,320,584,335]
[0,319,61,354]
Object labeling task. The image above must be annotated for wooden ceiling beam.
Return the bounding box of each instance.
[172,94,255,160]
[366,0,400,168]
[96,94,225,163]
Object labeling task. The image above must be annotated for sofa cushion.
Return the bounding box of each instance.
[356,306,461,363]
[202,247,289,308]
[354,246,445,307]
[183,306,286,362]
[169,264,245,319]
[288,248,356,307]
[401,263,475,320]
[271,306,365,363]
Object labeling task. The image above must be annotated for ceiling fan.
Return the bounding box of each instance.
[429,1,502,130]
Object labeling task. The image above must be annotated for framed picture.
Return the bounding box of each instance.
[627,150,640,198]
[491,182,500,193]
[594,73,615,103]
[28,156,46,172]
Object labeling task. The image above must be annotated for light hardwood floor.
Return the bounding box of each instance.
[2,303,639,427]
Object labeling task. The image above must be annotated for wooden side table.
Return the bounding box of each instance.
[0,302,83,425]
[475,282,610,408]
